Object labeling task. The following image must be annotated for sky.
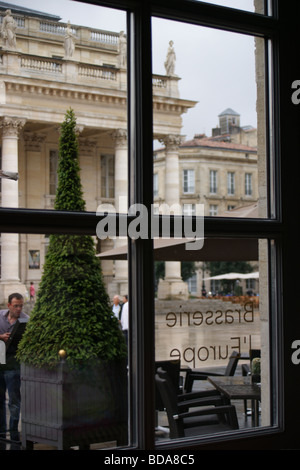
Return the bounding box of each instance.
[2,0,258,142]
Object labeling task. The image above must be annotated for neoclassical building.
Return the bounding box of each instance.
[0,3,196,303]
[154,108,258,298]
[0,4,258,303]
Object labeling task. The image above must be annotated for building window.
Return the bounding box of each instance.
[210,170,217,194]
[183,203,195,215]
[209,204,218,216]
[101,155,114,199]
[49,149,58,195]
[187,274,197,295]
[227,171,235,195]
[245,173,252,196]
[153,173,158,197]
[183,169,195,194]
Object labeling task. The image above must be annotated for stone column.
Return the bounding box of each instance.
[157,134,188,300]
[110,129,128,297]
[0,117,27,304]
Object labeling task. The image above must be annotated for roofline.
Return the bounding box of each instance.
[0,1,61,21]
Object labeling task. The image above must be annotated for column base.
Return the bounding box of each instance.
[157,278,189,300]
[0,281,28,307]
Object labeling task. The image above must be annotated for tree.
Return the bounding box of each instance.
[17,109,126,368]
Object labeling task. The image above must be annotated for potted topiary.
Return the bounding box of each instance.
[17,109,127,450]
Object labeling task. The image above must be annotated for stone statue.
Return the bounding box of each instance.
[64,21,76,58]
[1,10,17,50]
[118,31,127,68]
[164,40,176,76]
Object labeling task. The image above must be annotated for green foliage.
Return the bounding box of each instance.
[17,109,126,368]
[54,108,85,212]
[251,357,261,375]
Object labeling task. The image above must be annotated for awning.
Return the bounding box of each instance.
[97,237,258,261]
[221,203,258,218]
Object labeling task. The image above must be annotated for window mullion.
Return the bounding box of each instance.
[127,5,155,449]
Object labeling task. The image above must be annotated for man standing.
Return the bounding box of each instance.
[0,293,29,448]
[112,295,122,321]
[120,295,128,344]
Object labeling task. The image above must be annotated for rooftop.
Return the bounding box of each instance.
[0,1,61,21]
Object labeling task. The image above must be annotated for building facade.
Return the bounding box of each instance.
[154,109,258,297]
[0,3,196,303]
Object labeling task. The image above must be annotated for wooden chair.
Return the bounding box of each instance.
[155,368,239,438]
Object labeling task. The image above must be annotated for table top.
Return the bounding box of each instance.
[207,376,261,400]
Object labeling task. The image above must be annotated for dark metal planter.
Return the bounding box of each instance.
[21,359,128,450]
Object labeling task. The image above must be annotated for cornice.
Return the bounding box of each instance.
[4,80,127,106]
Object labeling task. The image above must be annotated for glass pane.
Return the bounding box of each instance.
[191,0,270,15]
[0,0,127,212]
[0,231,129,450]
[152,18,270,218]
[154,237,274,442]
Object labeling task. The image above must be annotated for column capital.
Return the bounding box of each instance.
[0,116,26,137]
[159,134,182,151]
[111,128,127,148]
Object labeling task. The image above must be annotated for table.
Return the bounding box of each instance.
[207,376,261,426]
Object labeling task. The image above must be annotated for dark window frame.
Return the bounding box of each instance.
[1,0,299,450]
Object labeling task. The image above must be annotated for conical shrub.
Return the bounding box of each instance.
[17,109,126,368]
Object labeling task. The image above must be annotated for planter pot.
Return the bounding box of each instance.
[21,359,128,450]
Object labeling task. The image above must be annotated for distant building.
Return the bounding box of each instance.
[154,109,258,298]
[0,3,196,303]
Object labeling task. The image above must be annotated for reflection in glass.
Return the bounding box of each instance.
[0,1,127,212]
[191,0,268,15]
[0,231,129,450]
[152,19,269,219]
[154,238,271,442]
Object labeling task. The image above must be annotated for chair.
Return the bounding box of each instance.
[155,360,220,412]
[155,368,239,438]
[184,350,240,392]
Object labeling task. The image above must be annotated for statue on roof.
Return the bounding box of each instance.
[118,31,127,68]
[64,21,76,59]
[164,40,176,76]
[1,9,17,50]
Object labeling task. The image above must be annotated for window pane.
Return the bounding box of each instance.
[0,231,130,450]
[154,237,275,443]
[152,18,270,219]
[0,1,127,212]
[191,0,270,15]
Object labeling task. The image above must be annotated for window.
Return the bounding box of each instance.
[210,170,217,194]
[101,154,115,199]
[209,204,218,216]
[49,149,58,195]
[245,173,252,196]
[0,0,298,452]
[183,169,195,194]
[183,203,195,215]
[153,173,158,197]
[227,171,235,195]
